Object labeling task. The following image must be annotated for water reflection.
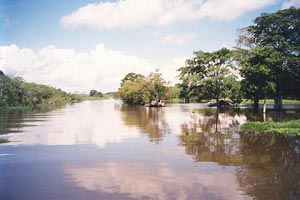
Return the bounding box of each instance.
[65,161,250,200]
[119,106,169,143]
[237,132,300,200]
[178,109,300,199]
[1,101,300,199]
[0,101,141,147]
[179,109,245,165]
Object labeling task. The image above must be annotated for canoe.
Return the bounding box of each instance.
[145,103,165,107]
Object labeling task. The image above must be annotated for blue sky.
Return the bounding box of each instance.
[0,0,299,92]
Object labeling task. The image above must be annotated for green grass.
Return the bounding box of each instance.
[241,120,300,135]
[242,99,300,105]
[164,98,184,103]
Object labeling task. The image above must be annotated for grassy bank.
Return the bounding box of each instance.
[241,120,300,135]
[242,99,300,105]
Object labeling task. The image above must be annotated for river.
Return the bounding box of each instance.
[0,100,300,200]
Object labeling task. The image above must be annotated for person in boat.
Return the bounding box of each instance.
[158,99,163,106]
[150,98,157,106]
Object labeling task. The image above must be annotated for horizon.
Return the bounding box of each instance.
[1,0,300,93]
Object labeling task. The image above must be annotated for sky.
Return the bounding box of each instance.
[0,0,299,93]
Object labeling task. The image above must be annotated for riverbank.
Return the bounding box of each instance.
[242,120,300,135]
[0,94,85,111]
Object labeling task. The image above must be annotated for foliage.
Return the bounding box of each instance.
[118,71,168,105]
[165,85,181,101]
[178,48,239,104]
[238,7,300,109]
[120,72,144,87]
[242,120,300,135]
[89,89,103,97]
[0,71,83,109]
[225,77,243,106]
[237,46,278,105]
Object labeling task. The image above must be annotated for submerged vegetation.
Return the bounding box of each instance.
[242,120,300,135]
[0,70,84,110]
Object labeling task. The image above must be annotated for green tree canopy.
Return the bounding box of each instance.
[238,7,300,109]
[178,48,238,104]
[237,46,278,107]
[118,71,168,105]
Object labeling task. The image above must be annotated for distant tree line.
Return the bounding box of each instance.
[0,70,83,109]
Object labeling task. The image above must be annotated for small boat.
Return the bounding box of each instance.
[207,100,231,108]
[145,102,165,107]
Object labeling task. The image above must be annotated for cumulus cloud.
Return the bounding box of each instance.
[281,0,300,9]
[0,44,185,93]
[160,33,196,45]
[60,0,276,29]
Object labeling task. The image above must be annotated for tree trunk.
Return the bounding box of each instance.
[253,98,259,111]
[215,108,219,133]
[274,86,283,111]
[216,97,220,108]
[274,92,283,111]
[263,94,267,113]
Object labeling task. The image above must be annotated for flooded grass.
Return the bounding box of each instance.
[242,119,300,135]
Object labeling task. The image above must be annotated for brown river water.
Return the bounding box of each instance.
[0,100,300,200]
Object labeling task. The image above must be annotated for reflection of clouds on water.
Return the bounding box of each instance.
[65,161,251,200]
[1,102,248,147]
[179,109,247,134]
[177,108,248,165]
[1,100,140,147]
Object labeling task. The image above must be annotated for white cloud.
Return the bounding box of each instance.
[60,0,276,29]
[0,44,154,92]
[281,0,300,9]
[160,33,196,45]
[0,44,185,93]
[197,0,276,21]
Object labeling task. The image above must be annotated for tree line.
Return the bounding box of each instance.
[0,70,83,109]
[118,7,300,110]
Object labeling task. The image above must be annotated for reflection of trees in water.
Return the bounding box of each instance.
[179,109,245,165]
[237,132,300,200]
[179,109,300,199]
[181,108,246,134]
[119,105,169,143]
[0,107,56,135]
[241,109,300,122]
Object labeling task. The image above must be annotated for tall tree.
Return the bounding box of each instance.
[238,46,278,110]
[178,48,236,105]
[238,7,300,110]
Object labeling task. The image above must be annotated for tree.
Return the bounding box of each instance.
[118,71,168,105]
[238,7,300,110]
[118,76,150,105]
[120,72,144,87]
[147,71,167,101]
[165,85,180,101]
[89,90,98,97]
[237,46,278,110]
[178,48,238,105]
[226,77,243,106]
